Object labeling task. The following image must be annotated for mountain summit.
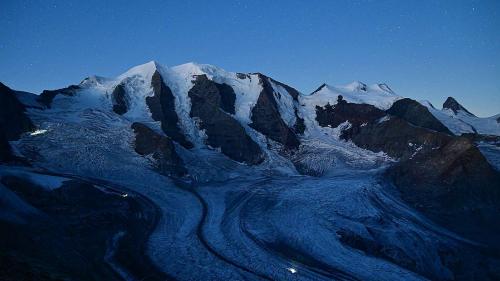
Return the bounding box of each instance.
[443,96,476,116]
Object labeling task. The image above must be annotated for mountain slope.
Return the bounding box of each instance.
[421,97,500,136]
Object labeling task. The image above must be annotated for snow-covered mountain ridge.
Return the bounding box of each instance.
[1,61,500,280]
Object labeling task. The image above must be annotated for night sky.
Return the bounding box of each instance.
[1,0,499,116]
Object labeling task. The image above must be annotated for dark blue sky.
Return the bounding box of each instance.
[1,0,499,116]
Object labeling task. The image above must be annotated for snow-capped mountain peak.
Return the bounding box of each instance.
[344,81,368,91]
[118,60,160,81]
[305,81,401,110]
[442,96,475,116]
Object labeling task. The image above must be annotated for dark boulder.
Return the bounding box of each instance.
[37,85,80,108]
[387,98,452,134]
[146,70,193,149]
[131,122,187,177]
[249,74,300,149]
[111,83,129,115]
[443,97,475,116]
[189,75,264,165]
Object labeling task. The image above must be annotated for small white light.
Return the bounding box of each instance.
[121,193,128,198]
[287,267,297,274]
[30,129,47,136]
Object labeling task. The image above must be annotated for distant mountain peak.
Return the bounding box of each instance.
[443,96,475,116]
[311,83,327,95]
[345,81,368,92]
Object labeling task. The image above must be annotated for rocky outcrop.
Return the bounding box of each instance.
[37,85,80,108]
[214,82,236,114]
[0,83,35,162]
[111,83,129,115]
[443,97,475,116]
[249,74,300,149]
[316,95,386,132]
[267,76,300,101]
[311,83,327,95]
[189,75,264,164]
[345,116,451,159]
[387,98,452,134]
[0,82,35,141]
[131,122,187,177]
[146,71,193,149]
[293,112,306,135]
[0,134,13,162]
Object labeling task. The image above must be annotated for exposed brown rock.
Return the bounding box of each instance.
[37,85,80,108]
[0,82,35,162]
[387,98,452,134]
[249,74,300,149]
[443,97,476,116]
[189,75,264,164]
[111,83,128,115]
[316,95,386,133]
[131,122,187,177]
[146,71,193,149]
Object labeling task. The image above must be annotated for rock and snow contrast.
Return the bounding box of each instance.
[1,61,500,281]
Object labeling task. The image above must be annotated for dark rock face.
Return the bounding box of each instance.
[293,112,306,135]
[387,98,452,134]
[146,71,193,149]
[345,116,451,160]
[131,122,187,177]
[236,73,250,80]
[214,82,236,114]
[311,83,327,95]
[0,82,35,162]
[37,85,80,108]
[189,75,264,164]
[0,82,35,141]
[0,174,167,281]
[0,133,13,162]
[387,137,500,250]
[111,83,129,115]
[316,95,386,135]
[249,74,300,149]
[268,76,300,101]
[443,96,475,116]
